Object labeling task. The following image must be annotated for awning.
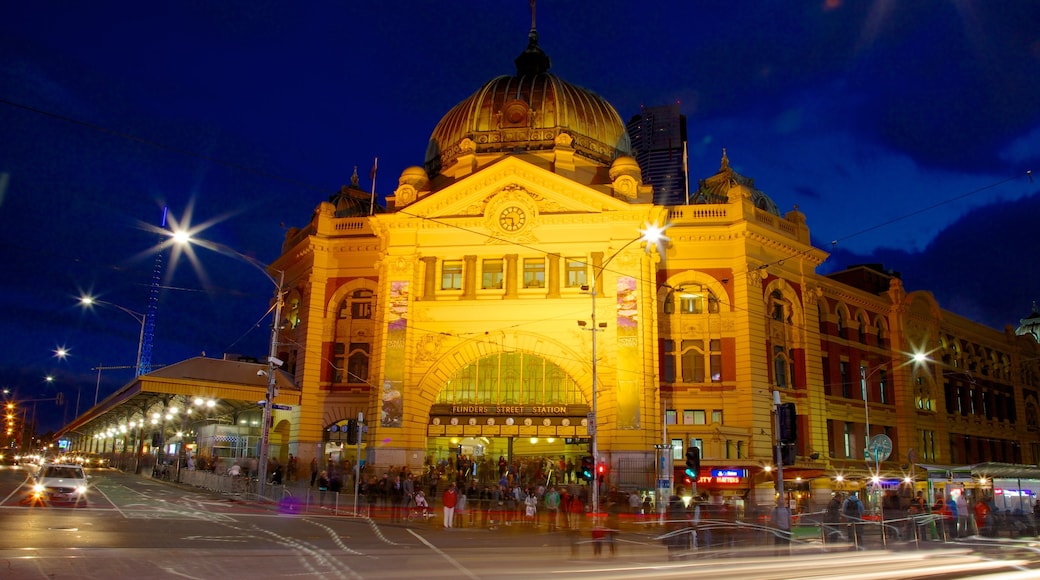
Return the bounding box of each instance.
[917,463,1040,481]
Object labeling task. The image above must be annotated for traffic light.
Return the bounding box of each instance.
[684,446,700,478]
[777,402,797,443]
[345,419,358,445]
[580,455,594,481]
[780,443,797,466]
[596,462,607,478]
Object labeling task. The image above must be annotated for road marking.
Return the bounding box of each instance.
[407,529,480,580]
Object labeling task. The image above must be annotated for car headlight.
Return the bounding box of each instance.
[75,485,88,494]
[32,484,44,493]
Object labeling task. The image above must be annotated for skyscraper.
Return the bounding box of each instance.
[626,103,688,205]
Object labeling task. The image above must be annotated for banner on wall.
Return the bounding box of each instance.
[616,275,640,428]
[382,280,409,427]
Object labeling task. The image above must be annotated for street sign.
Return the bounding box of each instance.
[272,404,293,411]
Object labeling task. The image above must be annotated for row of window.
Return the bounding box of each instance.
[664,409,723,425]
[440,257,589,291]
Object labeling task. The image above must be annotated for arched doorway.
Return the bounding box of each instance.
[423,351,591,487]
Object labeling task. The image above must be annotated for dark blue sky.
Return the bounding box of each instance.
[2,1,1038,433]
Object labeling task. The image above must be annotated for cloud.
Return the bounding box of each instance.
[820,191,1040,330]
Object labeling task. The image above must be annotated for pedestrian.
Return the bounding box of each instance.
[310,457,319,487]
[287,454,297,482]
[664,492,689,560]
[567,491,584,530]
[389,475,404,522]
[442,481,459,528]
[841,492,864,548]
[524,488,538,525]
[544,486,560,531]
[825,493,843,543]
[317,470,330,507]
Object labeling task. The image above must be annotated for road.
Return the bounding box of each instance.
[1,464,1038,579]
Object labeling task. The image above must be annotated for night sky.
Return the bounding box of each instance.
[2,1,1038,434]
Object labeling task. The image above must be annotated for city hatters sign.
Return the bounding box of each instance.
[429,404,589,417]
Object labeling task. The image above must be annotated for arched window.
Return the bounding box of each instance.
[436,353,583,406]
[665,284,719,315]
[339,288,374,319]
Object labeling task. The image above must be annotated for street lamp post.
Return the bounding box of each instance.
[172,231,284,500]
[79,296,147,390]
[256,269,285,500]
[578,223,665,516]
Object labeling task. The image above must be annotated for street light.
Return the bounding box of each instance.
[171,231,285,500]
[577,222,666,516]
[79,296,147,394]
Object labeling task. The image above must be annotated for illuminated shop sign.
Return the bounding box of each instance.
[995,488,1035,497]
[694,469,748,485]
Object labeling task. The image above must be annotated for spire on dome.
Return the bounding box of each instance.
[515,0,550,76]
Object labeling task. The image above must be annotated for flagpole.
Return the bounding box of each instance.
[683,141,690,205]
[369,156,378,215]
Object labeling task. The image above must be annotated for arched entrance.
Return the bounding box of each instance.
[423,351,591,486]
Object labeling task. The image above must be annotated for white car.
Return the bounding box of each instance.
[31,463,89,505]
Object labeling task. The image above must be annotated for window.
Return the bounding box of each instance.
[679,292,703,314]
[682,410,705,425]
[774,346,788,387]
[670,438,683,460]
[711,409,723,424]
[565,258,587,288]
[879,370,888,404]
[843,422,852,458]
[481,259,504,289]
[664,409,677,425]
[681,340,706,382]
[661,340,676,382]
[859,365,869,402]
[333,342,346,382]
[340,288,374,319]
[664,338,725,384]
[441,260,463,290]
[769,290,789,322]
[347,343,370,383]
[840,361,850,398]
[522,258,545,288]
[710,340,722,381]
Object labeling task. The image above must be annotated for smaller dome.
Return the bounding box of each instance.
[691,149,781,215]
[609,156,642,179]
[399,166,430,190]
[1015,302,1040,342]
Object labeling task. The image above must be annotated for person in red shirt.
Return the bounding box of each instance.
[974,497,991,536]
[442,481,459,528]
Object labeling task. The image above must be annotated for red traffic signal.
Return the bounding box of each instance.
[596,462,607,475]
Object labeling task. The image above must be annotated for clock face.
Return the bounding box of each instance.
[498,206,527,232]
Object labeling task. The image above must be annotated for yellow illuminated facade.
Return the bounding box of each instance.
[266,27,1040,508]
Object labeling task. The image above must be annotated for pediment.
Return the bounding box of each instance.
[401,156,634,220]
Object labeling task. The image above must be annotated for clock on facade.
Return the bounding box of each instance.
[498,206,527,232]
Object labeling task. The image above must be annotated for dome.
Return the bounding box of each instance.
[1016,302,1040,342]
[691,149,782,216]
[424,28,631,177]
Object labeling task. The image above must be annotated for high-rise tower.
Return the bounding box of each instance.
[626,103,688,205]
